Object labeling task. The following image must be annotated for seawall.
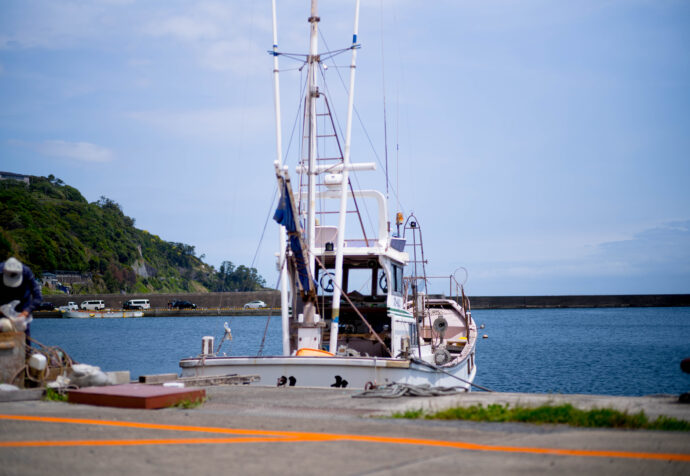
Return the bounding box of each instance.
[40,292,689,311]
[465,294,690,309]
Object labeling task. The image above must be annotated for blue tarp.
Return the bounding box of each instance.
[273,180,314,293]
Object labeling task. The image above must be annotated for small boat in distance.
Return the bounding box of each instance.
[180,0,477,390]
[62,310,144,319]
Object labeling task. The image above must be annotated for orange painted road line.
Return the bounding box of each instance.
[0,414,314,438]
[1,414,689,462]
[0,437,312,447]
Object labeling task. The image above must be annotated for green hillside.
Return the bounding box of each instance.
[0,174,266,294]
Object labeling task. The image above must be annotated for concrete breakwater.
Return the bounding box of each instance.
[467,294,690,309]
[41,292,689,312]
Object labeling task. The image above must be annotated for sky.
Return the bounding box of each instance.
[1,0,689,296]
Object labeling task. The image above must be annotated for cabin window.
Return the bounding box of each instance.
[347,268,373,296]
[392,265,403,294]
[408,322,418,346]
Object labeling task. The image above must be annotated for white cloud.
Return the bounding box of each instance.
[142,2,270,74]
[26,140,115,162]
[596,220,690,274]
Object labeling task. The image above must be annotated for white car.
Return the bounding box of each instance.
[80,300,105,310]
[243,300,267,309]
[59,302,78,311]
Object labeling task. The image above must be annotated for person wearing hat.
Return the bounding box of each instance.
[0,257,42,341]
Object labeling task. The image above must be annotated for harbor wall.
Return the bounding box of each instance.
[463,294,690,309]
[44,291,281,310]
[42,292,689,310]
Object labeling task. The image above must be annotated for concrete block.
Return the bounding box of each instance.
[106,371,131,385]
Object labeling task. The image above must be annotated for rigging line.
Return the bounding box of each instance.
[387,0,403,213]
[257,273,282,357]
[272,46,351,61]
[350,172,377,239]
[277,66,306,72]
[318,35,378,237]
[353,107,405,216]
[380,0,389,201]
[283,69,309,166]
[321,30,406,216]
[314,70,371,245]
[249,185,279,270]
[318,85,376,240]
[410,357,494,392]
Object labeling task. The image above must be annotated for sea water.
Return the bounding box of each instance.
[31,307,690,396]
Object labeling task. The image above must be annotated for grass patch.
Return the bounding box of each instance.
[392,408,425,419]
[394,403,690,431]
[42,388,68,402]
[170,397,206,409]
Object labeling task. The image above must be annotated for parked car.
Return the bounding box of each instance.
[123,299,151,310]
[243,300,267,309]
[36,302,55,311]
[58,302,78,311]
[80,300,105,310]
[171,300,196,310]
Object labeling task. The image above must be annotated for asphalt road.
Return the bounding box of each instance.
[1,387,689,475]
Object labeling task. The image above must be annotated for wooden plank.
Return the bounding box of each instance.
[68,383,205,409]
[138,373,178,384]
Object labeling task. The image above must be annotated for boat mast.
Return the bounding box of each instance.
[306,0,320,282]
[329,0,361,353]
[271,0,290,356]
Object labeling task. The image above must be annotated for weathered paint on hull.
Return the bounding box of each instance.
[179,353,476,390]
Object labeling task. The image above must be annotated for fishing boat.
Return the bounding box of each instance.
[62,310,144,319]
[179,0,477,390]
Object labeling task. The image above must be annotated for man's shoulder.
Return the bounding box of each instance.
[22,265,35,279]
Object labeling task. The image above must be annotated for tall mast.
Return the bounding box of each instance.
[271,0,290,356]
[329,0,361,353]
[306,0,320,283]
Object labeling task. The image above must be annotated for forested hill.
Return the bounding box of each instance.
[0,174,266,294]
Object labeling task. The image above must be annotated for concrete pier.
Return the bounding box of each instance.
[1,386,688,475]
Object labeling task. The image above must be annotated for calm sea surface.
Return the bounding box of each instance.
[32,307,690,396]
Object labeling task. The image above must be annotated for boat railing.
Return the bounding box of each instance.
[404,274,471,315]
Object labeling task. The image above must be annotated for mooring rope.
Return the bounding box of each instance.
[352,382,463,398]
[410,357,494,392]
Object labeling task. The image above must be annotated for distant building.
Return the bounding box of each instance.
[41,272,59,288]
[41,270,93,291]
[0,171,30,185]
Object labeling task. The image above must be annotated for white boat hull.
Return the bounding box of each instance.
[62,310,144,319]
[179,353,476,390]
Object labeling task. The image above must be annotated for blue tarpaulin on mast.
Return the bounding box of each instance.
[273,180,314,293]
